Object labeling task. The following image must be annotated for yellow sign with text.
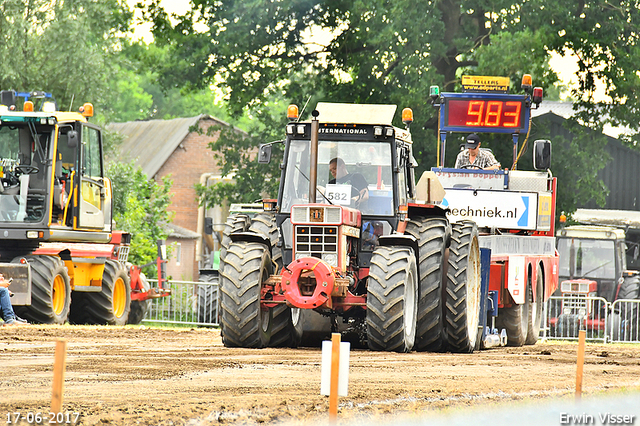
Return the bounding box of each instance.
[461,75,510,93]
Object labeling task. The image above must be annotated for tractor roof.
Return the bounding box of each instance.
[0,110,88,124]
[557,225,626,240]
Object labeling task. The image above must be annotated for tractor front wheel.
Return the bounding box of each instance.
[220,242,273,348]
[366,246,418,352]
[69,260,131,325]
[14,255,71,324]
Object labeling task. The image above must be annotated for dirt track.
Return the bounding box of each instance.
[1,325,639,425]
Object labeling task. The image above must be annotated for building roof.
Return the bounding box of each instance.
[107,114,231,178]
[531,101,630,139]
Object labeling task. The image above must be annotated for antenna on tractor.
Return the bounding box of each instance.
[298,95,312,122]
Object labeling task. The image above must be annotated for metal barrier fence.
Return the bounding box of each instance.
[543,296,640,343]
[610,299,640,343]
[142,278,220,327]
[139,282,640,344]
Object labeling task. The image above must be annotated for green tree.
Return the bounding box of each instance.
[142,0,638,211]
[106,161,173,273]
[0,0,133,117]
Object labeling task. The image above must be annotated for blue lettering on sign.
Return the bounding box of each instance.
[517,196,529,227]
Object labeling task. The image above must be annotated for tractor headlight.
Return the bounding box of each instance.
[322,253,338,267]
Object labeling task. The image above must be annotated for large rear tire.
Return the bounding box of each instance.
[220,242,273,348]
[404,217,449,352]
[196,273,219,324]
[249,212,283,272]
[496,278,530,346]
[616,275,640,341]
[444,221,481,353]
[270,305,303,347]
[525,264,544,345]
[220,213,251,262]
[366,246,418,352]
[14,255,71,324]
[127,270,151,325]
[69,260,131,325]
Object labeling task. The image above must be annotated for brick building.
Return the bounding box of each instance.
[107,115,237,281]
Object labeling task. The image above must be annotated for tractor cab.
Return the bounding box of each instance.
[0,90,111,257]
[556,225,628,303]
[272,102,416,268]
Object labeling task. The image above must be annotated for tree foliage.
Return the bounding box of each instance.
[0,0,133,114]
[106,161,173,273]
[143,0,638,211]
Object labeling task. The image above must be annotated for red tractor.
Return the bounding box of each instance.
[219,103,485,352]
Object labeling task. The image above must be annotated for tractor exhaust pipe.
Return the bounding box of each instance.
[309,110,319,203]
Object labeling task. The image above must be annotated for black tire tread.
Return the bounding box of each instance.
[248,212,283,272]
[220,242,272,348]
[197,273,219,324]
[444,221,481,353]
[14,255,71,324]
[69,260,131,325]
[404,217,449,352]
[366,246,417,352]
[127,270,151,325]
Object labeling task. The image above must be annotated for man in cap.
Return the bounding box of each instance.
[454,133,501,170]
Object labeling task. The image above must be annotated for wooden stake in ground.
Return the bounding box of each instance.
[51,339,68,416]
[576,329,586,401]
[329,333,341,423]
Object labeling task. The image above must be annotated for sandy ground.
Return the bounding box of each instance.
[1,325,639,426]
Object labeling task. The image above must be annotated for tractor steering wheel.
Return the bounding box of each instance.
[15,165,39,175]
[460,164,482,170]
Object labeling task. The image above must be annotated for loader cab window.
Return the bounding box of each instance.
[0,122,51,223]
[78,125,106,229]
[82,126,102,178]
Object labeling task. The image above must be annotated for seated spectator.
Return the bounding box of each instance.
[0,274,28,326]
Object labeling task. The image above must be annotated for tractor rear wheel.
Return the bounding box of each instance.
[249,212,283,272]
[616,274,640,341]
[525,264,544,345]
[127,270,151,325]
[496,281,530,346]
[444,221,481,353]
[404,217,449,352]
[69,260,131,325]
[220,242,273,348]
[196,273,219,324]
[366,246,418,352]
[270,305,303,347]
[220,213,252,262]
[14,255,71,324]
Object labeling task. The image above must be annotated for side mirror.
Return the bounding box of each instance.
[68,130,78,149]
[0,90,16,108]
[258,144,272,164]
[204,217,213,235]
[533,139,551,170]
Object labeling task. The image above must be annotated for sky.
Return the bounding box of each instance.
[128,0,606,103]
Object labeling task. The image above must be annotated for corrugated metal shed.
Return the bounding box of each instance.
[532,111,640,211]
[107,115,203,178]
[531,101,630,139]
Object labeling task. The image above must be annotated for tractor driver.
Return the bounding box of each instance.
[455,133,501,170]
[329,157,369,206]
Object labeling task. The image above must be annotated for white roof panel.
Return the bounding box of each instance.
[315,102,397,125]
